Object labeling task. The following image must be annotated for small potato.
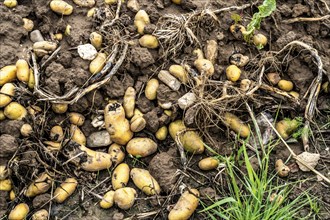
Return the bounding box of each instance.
[31,209,48,220]
[0,179,12,191]
[90,32,103,50]
[50,125,64,142]
[50,0,73,15]
[0,110,5,121]
[169,65,189,84]
[20,124,33,137]
[134,10,150,35]
[25,173,52,197]
[205,40,218,64]
[224,113,250,138]
[108,143,125,166]
[0,65,17,86]
[54,33,63,41]
[54,178,78,203]
[126,138,157,157]
[168,189,199,220]
[9,190,15,201]
[87,8,96,17]
[52,103,68,114]
[112,163,130,190]
[4,0,17,8]
[22,18,34,32]
[289,91,299,99]
[139,35,159,49]
[130,168,161,195]
[100,190,115,209]
[240,79,251,92]
[253,33,268,48]
[73,0,95,7]
[275,119,299,140]
[65,24,71,36]
[68,112,85,126]
[123,87,136,118]
[164,110,172,116]
[229,24,246,40]
[8,203,29,220]
[70,124,87,146]
[193,49,214,77]
[145,78,159,100]
[4,102,27,120]
[27,105,42,116]
[89,53,106,74]
[226,65,241,82]
[278,80,294,92]
[322,81,329,93]
[0,83,15,108]
[114,187,137,210]
[130,115,146,132]
[198,157,219,171]
[275,159,290,177]
[155,126,168,140]
[0,165,11,180]
[266,72,281,85]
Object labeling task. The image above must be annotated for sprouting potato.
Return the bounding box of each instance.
[0,179,12,191]
[0,65,17,86]
[240,79,251,92]
[44,141,62,151]
[289,91,299,99]
[8,203,29,220]
[9,190,15,201]
[229,53,249,67]
[134,10,150,35]
[253,33,268,48]
[4,102,27,120]
[130,168,161,195]
[108,143,125,166]
[278,80,294,92]
[226,65,241,82]
[16,59,30,82]
[70,124,87,146]
[114,187,137,210]
[68,112,85,126]
[275,119,299,140]
[168,188,199,220]
[52,103,68,114]
[169,65,189,84]
[266,72,281,85]
[275,159,290,177]
[224,112,250,138]
[126,138,157,157]
[54,178,78,203]
[100,190,115,209]
[89,53,106,74]
[0,165,11,180]
[50,0,73,15]
[0,110,5,121]
[28,69,35,89]
[31,209,48,220]
[22,18,34,31]
[123,87,136,118]
[130,114,146,132]
[87,7,96,17]
[169,120,204,154]
[229,24,246,40]
[198,157,219,171]
[104,102,133,145]
[112,163,130,190]
[193,49,214,77]
[155,126,168,141]
[4,0,17,8]
[25,173,52,197]
[205,40,218,64]
[50,125,64,142]
[20,124,33,137]
[0,83,15,108]
[90,32,103,50]
[145,78,159,100]
[73,0,95,7]
[139,35,159,49]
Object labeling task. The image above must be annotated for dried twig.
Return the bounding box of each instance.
[282,15,330,24]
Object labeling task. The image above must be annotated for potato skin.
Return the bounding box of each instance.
[226,65,241,82]
[100,190,115,209]
[89,53,106,74]
[0,65,16,86]
[50,0,73,15]
[25,173,52,197]
[54,178,78,203]
[126,138,157,157]
[134,10,150,34]
[8,203,29,220]
[50,125,64,142]
[108,143,125,166]
[114,187,137,210]
[16,59,30,82]
[168,189,199,220]
[123,87,136,118]
[130,168,161,195]
[0,83,15,108]
[224,113,250,138]
[194,58,214,77]
[112,163,130,190]
[28,69,35,89]
[139,35,159,49]
[198,157,219,171]
[4,102,27,120]
[145,78,159,100]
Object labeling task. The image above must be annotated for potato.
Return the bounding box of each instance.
[266,72,281,85]
[322,81,329,93]
[130,168,161,195]
[90,32,102,50]
[54,178,78,203]
[169,65,189,84]
[155,126,168,140]
[50,125,64,142]
[223,112,250,138]
[108,143,125,166]
[20,124,33,137]
[289,91,299,99]
[68,112,85,126]
[130,114,146,132]
[278,80,293,92]
[31,209,48,220]
[229,53,249,67]
[0,65,16,86]
[27,105,42,116]
[112,163,130,190]
[22,18,34,31]
[73,0,95,7]
[87,7,96,17]
[134,10,150,35]
[28,69,35,89]
[89,53,106,74]
[9,190,15,201]
[8,203,29,220]
[70,124,86,146]
[44,141,62,151]
[52,103,68,114]
[54,33,63,40]
[0,83,15,108]
[164,110,172,116]
[65,24,71,36]
[145,78,159,100]
[171,0,181,4]
[229,24,246,39]
[0,179,12,191]
[123,87,136,118]
[193,49,214,76]
[4,0,17,8]
[275,119,299,140]
[33,41,57,51]
[178,92,196,109]
[253,33,268,48]
[240,79,251,92]
[104,102,133,145]
[139,35,159,49]
[100,190,115,209]
[25,173,52,197]
[275,159,290,177]
[0,165,11,180]
[198,157,219,171]
[269,193,284,204]
[226,65,241,82]
[126,138,157,157]
[169,120,204,154]
[0,110,5,121]
[50,0,73,15]
[168,189,199,220]
[4,102,27,120]
[114,187,137,210]
[205,40,218,64]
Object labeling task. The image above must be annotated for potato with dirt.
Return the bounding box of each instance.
[193,49,214,76]
[25,173,52,197]
[223,112,250,138]
[168,188,199,220]
[16,59,30,82]
[100,190,115,209]
[134,10,150,35]
[108,143,125,166]
[54,178,78,203]
[169,65,189,84]
[70,124,87,146]
[275,118,300,140]
[198,157,219,171]
[112,163,130,190]
[31,209,49,220]
[68,112,85,126]
[114,187,137,210]
[8,203,29,220]
[126,137,157,157]
[226,65,241,82]
[130,168,161,195]
[145,78,159,100]
[89,53,107,74]
[139,35,159,49]
[0,179,12,191]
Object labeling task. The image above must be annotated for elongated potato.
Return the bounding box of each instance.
[89,52,106,74]
[8,203,29,220]
[52,103,68,114]
[169,65,188,84]
[198,157,219,171]
[223,112,250,138]
[104,102,133,145]
[114,187,137,210]
[0,65,16,86]
[278,80,293,92]
[28,69,35,89]
[50,125,64,142]
[126,138,157,157]
[0,179,12,191]
[145,78,159,100]
[31,209,48,220]
[54,178,78,203]
[134,10,150,34]
[168,189,199,220]
[123,87,136,118]
[90,32,102,50]
[50,0,73,15]
[100,190,115,209]
[73,0,95,7]
[4,102,27,120]
[112,163,130,190]
[0,83,15,108]
[9,190,15,201]
[130,168,161,195]
[130,114,146,132]
[33,41,57,51]
[139,35,159,49]
[16,59,30,82]
[68,112,85,126]
[155,126,168,140]
[275,119,300,140]
[25,173,52,197]
[70,124,86,146]
[108,143,125,166]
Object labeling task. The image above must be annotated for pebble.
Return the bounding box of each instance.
[178,92,196,109]
[87,130,112,148]
[30,30,44,42]
[77,44,98,60]
[127,0,140,12]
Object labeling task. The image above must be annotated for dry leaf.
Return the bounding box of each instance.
[296,152,320,172]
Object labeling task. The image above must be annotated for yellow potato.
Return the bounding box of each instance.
[169,120,204,154]
[100,190,115,209]
[275,159,290,177]
[28,69,35,89]
[223,112,250,138]
[9,190,15,201]
[229,24,246,40]
[139,35,159,49]
[275,119,299,140]
[4,102,27,120]
[123,87,136,118]
[112,163,130,190]
[50,0,73,15]
[52,103,68,114]
[193,49,214,77]
[130,168,161,195]
[169,65,188,84]
[22,18,34,31]
[4,0,17,8]
[20,124,33,137]
[145,78,159,100]
[54,33,63,41]
[198,157,219,171]
[90,32,103,50]
[0,110,5,121]
[44,141,62,151]
[104,102,133,145]
[134,10,150,35]
[73,0,95,7]
[8,203,29,220]
[54,178,78,203]
[155,126,168,140]
[50,125,64,142]
[25,173,52,197]
[289,91,299,99]
[68,112,85,126]
[0,165,11,180]
[0,65,16,86]
[89,53,106,74]
[87,7,96,17]
[27,105,42,116]
[253,33,268,48]
[108,143,125,166]
[164,110,172,116]
[171,0,181,4]
[64,24,71,36]
[31,209,48,220]
[130,114,146,132]
[226,65,241,82]
[0,83,15,108]
[126,138,157,157]
[322,81,329,93]
[0,179,12,191]
[278,80,294,92]
[33,41,57,51]
[114,187,137,210]
[70,124,86,146]
[168,189,199,220]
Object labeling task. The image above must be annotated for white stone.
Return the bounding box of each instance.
[178,92,196,109]
[77,44,98,60]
